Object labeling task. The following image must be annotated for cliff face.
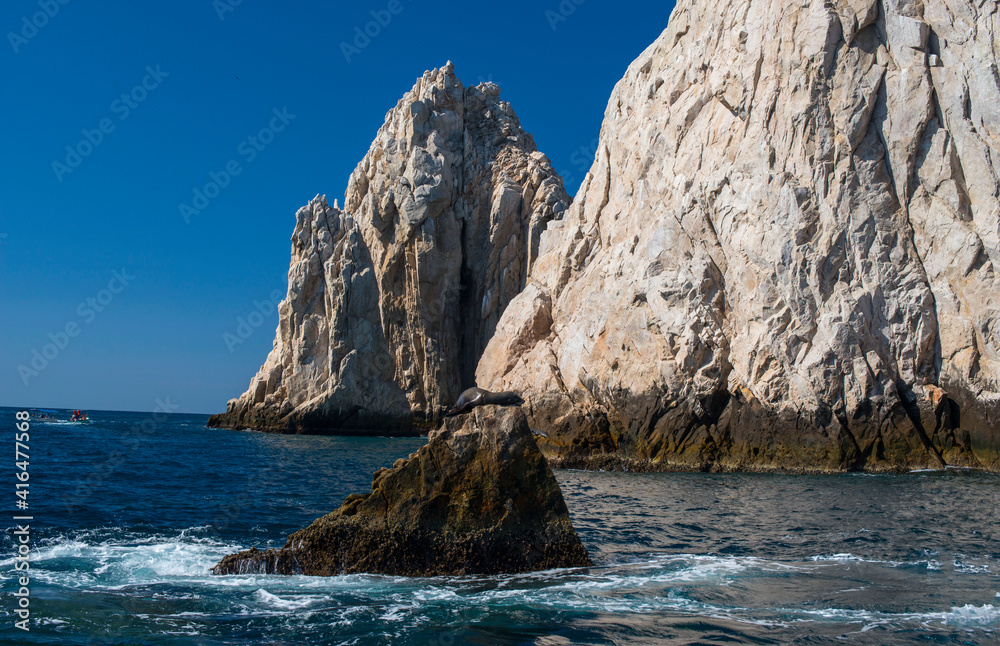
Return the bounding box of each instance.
[210,197,412,433]
[210,63,569,433]
[478,0,1000,471]
[212,408,591,576]
[345,63,569,419]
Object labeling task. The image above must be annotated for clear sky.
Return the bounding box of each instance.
[0,0,675,414]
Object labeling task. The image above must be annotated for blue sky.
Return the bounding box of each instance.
[0,0,674,414]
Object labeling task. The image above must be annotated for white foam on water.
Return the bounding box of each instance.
[810,553,885,562]
[23,530,1000,637]
[252,588,323,610]
[380,605,414,621]
[24,527,244,589]
[198,551,1000,631]
[943,604,1000,628]
[649,593,1000,632]
[411,586,460,602]
[37,618,69,626]
[661,590,787,627]
[788,603,1000,629]
[953,555,993,574]
[808,552,944,570]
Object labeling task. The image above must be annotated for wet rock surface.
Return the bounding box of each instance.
[212,408,591,576]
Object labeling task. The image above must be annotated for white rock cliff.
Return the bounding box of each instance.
[210,64,569,433]
[478,0,1000,471]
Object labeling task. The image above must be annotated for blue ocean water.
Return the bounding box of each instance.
[0,406,997,645]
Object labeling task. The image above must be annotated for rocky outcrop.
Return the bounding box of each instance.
[209,63,569,433]
[478,0,1000,472]
[210,197,412,433]
[212,408,592,576]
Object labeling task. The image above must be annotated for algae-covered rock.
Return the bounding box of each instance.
[212,408,591,576]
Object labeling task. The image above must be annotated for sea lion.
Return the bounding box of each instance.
[443,387,524,417]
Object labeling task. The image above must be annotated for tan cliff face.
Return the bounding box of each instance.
[478,0,1000,471]
[209,63,569,433]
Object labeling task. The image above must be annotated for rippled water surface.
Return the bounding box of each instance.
[1,407,997,644]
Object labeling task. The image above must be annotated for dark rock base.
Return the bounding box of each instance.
[214,526,589,577]
[530,385,997,474]
[206,405,418,437]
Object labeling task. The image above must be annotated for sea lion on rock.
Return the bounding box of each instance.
[444,388,524,417]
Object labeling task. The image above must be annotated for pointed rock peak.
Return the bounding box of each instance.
[408,62,501,107]
[210,55,569,435]
[411,61,464,101]
[309,194,328,210]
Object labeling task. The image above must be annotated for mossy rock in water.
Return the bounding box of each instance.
[212,408,591,576]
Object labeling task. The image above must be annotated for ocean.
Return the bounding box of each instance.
[0,407,997,645]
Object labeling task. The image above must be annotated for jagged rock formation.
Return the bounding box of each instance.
[209,63,569,433]
[211,408,592,576]
[478,0,1000,472]
[210,197,412,433]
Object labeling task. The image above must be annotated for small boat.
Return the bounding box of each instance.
[70,410,90,423]
[30,409,61,421]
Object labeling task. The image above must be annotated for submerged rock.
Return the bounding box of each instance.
[209,63,569,434]
[477,0,1000,472]
[212,408,591,576]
